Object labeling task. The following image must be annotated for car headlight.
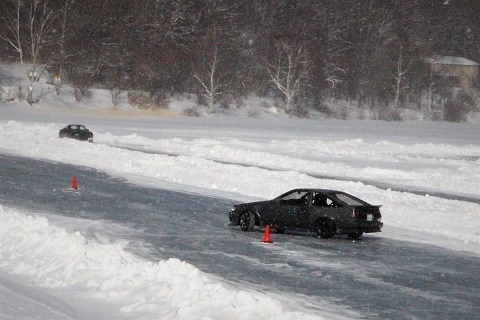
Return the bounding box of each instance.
[228,207,237,222]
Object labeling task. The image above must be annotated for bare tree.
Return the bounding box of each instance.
[393,43,412,108]
[191,0,238,111]
[110,88,123,109]
[361,4,394,107]
[3,0,59,105]
[147,0,200,49]
[425,61,438,117]
[193,32,225,111]
[265,40,310,112]
[57,0,70,82]
[314,1,353,98]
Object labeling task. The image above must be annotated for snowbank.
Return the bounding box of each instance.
[0,205,329,319]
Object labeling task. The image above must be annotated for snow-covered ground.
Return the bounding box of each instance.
[0,63,479,319]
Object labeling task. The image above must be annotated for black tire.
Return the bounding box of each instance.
[346,231,363,239]
[315,219,336,239]
[239,211,255,231]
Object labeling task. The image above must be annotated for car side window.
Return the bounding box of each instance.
[325,198,336,207]
[334,193,365,206]
[313,193,337,207]
[279,191,309,206]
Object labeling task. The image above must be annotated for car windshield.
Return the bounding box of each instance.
[334,193,367,206]
[70,125,86,131]
[277,190,308,201]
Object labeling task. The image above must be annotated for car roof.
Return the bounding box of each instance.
[66,124,88,129]
[288,188,345,194]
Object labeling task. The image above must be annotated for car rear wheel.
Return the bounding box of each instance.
[315,219,336,239]
[239,211,255,231]
[346,231,363,239]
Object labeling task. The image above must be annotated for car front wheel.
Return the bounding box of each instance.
[315,219,336,239]
[239,211,255,231]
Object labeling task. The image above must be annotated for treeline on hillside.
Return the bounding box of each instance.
[1,0,479,119]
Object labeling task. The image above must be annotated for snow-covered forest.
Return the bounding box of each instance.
[1,0,480,120]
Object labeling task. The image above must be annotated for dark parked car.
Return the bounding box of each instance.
[59,124,93,142]
[229,189,383,239]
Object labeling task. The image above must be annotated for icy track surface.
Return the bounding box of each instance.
[0,115,479,249]
[0,105,479,319]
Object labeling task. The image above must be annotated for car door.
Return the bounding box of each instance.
[267,190,310,228]
[306,192,344,226]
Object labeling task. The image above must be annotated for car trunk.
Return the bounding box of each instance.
[352,206,381,221]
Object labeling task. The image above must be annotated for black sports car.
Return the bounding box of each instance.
[229,189,383,239]
[59,124,93,142]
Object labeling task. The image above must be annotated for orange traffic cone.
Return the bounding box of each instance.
[262,225,273,243]
[72,176,78,190]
